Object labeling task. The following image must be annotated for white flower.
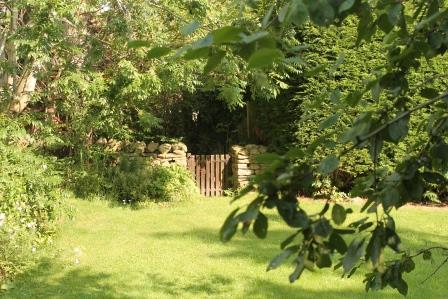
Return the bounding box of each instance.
[0,213,6,227]
[27,222,36,229]
[32,247,36,253]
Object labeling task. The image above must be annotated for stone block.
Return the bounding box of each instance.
[173,149,186,156]
[158,143,172,154]
[172,142,188,152]
[135,141,146,155]
[146,142,159,153]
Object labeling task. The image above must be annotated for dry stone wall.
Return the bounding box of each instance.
[95,138,188,167]
[230,144,267,188]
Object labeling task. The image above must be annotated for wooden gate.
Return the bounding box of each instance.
[187,154,231,197]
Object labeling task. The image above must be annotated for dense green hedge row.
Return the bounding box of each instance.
[252,18,448,200]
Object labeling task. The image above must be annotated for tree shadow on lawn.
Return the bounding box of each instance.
[142,272,400,299]
[144,273,234,296]
[148,225,446,266]
[147,226,447,297]
[3,258,132,299]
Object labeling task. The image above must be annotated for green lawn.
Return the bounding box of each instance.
[4,197,448,299]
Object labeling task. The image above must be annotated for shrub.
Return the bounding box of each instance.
[0,220,34,284]
[109,156,198,204]
[0,120,64,284]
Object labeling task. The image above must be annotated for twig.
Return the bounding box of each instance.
[421,257,448,284]
[409,246,448,259]
[339,92,448,157]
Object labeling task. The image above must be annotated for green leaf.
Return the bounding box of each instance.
[356,5,375,44]
[387,4,402,26]
[349,217,369,228]
[319,202,330,216]
[313,218,332,238]
[420,88,439,99]
[329,233,348,254]
[346,90,363,107]
[422,172,447,185]
[332,204,346,225]
[247,48,284,69]
[127,40,151,48]
[267,246,298,271]
[430,143,448,161]
[382,187,400,210]
[388,116,409,143]
[377,14,394,33]
[183,47,210,60]
[402,258,415,273]
[253,212,268,239]
[307,0,335,27]
[369,136,383,164]
[429,31,443,49]
[365,227,383,267]
[316,253,332,268]
[289,0,309,27]
[281,231,300,249]
[211,26,243,44]
[289,255,305,282]
[238,198,261,222]
[278,3,290,23]
[220,208,240,242]
[396,278,408,296]
[181,20,201,36]
[358,222,374,232]
[203,50,226,74]
[339,0,355,14]
[277,201,310,229]
[343,238,365,274]
[423,250,432,261]
[192,35,213,49]
[147,47,172,59]
[241,31,269,44]
[386,228,401,252]
[318,155,339,175]
[262,5,275,29]
[416,9,448,30]
[318,114,339,131]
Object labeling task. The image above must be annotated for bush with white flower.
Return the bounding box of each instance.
[0,141,64,285]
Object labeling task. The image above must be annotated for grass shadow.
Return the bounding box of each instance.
[3,258,132,299]
[144,273,233,296]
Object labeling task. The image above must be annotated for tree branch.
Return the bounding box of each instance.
[340,92,448,157]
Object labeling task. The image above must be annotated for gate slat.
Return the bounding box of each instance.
[210,155,215,196]
[214,155,220,196]
[220,154,225,196]
[225,154,230,190]
[205,155,210,196]
[200,155,206,196]
[195,155,200,190]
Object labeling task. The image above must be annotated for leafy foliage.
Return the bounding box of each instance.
[109,156,198,204]
[0,116,65,284]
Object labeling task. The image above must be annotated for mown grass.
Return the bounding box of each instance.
[3,197,448,299]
